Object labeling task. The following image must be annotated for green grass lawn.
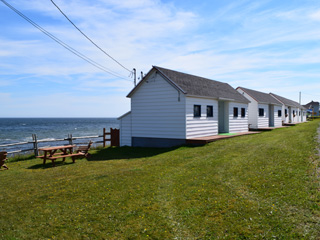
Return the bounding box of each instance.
[1,121,320,239]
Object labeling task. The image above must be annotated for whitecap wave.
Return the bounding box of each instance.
[23,137,33,142]
[40,138,57,141]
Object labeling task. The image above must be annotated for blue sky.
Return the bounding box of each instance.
[1,0,320,117]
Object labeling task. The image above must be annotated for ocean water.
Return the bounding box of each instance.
[0,118,119,153]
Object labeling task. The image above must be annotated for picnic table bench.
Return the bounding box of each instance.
[37,145,83,167]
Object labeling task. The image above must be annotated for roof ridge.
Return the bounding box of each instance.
[237,87,282,105]
[154,66,228,85]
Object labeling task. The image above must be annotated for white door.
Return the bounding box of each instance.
[218,101,229,133]
[269,105,274,127]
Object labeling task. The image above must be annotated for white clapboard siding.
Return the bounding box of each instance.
[298,108,302,122]
[119,112,132,146]
[186,97,218,138]
[257,104,269,128]
[291,107,299,123]
[131,72,186,139]
[274,105,282,127]
[297,108,302,122]
[302,111,307,122]
[229,102,249,133]
[288,107,293,123]
[295,108,300,123]
[237,88,258,129]
[283,106,288,123]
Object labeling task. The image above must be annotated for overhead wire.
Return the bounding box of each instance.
[50,0,132,74]
[0,0,132,81]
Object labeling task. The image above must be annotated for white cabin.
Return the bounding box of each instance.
[270,93,307,123]
[118,66,250,147]
[236,87,282,129]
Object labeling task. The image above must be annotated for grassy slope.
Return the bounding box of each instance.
[0,121,319,239]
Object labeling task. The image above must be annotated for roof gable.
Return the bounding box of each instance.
[128,66,249,103]
[126,67,185,98]
[237,87,282,105]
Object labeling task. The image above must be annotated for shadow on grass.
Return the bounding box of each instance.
[28,161,75,169]
[7,154,36,163]
[88,146,180,161]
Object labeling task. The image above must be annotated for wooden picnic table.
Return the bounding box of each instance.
[37,145,81,167]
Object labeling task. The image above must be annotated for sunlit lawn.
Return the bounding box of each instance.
[0,121,319,239]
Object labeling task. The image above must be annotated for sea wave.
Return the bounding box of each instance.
[23,137,33,142]
[38,138,57,142]
[0,117,119,154]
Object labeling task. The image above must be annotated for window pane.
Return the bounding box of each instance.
[207,105,213,117]
[259,108,264,116]
[233,107,238,117]
[194,105,201,117]
[241,108,246,117]
[278,110,282,117]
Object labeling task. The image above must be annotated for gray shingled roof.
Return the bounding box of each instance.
[237,87,282,105]
[270,93,304,109]
[303,101,319,109]
[152,66,249,103]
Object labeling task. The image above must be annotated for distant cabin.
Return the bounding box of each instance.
[303,101,319,117]
[270,93,307,123]
[118,66,250,147]
[236,87,282,129]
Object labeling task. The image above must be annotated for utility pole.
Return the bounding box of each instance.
[133,68,136,86]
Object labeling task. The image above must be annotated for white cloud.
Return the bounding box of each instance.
[309,9,320,21]
[1,0,198,77]
[75,79,134,93]
[1,92,130,117]
[1,0,320,116]
[0,92,11,102]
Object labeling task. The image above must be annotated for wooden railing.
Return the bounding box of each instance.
[0,128,119,156]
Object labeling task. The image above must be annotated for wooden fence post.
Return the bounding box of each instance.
[110,128,120,147]
[68,134,73,146]
[103,128,106,148]
[32,134,39,157]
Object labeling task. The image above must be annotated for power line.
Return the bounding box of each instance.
[50,0,132,73]
[0,0,132,81]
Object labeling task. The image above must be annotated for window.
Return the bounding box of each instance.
[207,105,213,117]
[194,105,201,117]
[293,110,295,115]
[259,108,264,117]
[241,108,246,117]
[285,109,288,115]
[233,107,238,117]
[299,111,301,116]
[278,110,282,117]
